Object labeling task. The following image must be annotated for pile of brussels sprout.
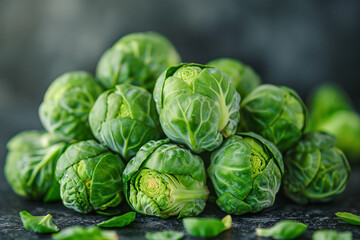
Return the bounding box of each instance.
[4,31,355,235]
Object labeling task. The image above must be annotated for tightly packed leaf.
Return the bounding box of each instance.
[4,130,66,202]
[89,83,161,160]
[39,71,104,141]
[55,140,125,213]
[153,63,241,153]
[123,139,209,218]
[207,132,284,215]
[207,58,261,98]
[96,32,180,91]
[283,132,351,204]
[240,84,307,152]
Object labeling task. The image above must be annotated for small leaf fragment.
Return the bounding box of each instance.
[145,230,184,240]
[336,212,360,226]
[256,220,307,240]
[20,210,59,233]
[312,230,352,240]
[183,215,232,238]
[52,226,118,240]
[97,211,136,228]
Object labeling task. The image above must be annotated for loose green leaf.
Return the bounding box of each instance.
[183,215,232,238]
[145,230,184,240]
[52,226,118,240]
[19,211,59,233]
[97,212,136,228]
[336,212,360,225]
[256,220,307,240]
[312,230,352,240]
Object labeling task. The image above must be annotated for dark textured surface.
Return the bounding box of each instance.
[0,165,359,240]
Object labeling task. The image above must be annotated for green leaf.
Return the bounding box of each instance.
[52,226,118,240]
[145,230,184,240]
[256,220,307,240]
[183,215,232,238]
[97,212,136,228]
[19,211,59,233]
[312,230,352,240]
[336,212,360,225]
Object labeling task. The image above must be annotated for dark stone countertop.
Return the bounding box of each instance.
[0,165,359,240]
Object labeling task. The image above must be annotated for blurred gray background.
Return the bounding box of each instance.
[1,0,360,185]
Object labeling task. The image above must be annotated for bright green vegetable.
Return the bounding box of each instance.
[96,32,180,91]
[97,211,136,227]
[312,230,352,240]
[183,215,232,238]
[89,83,161,161]
[311,111,360,160]
[123,139,209,219]
[283,132,351,204]
[19,211,59,233]
[240,84,307,152]
[55,140,125,213]
[335,212,360,225]
[207,58,261,98]
[39,71,104,141]
[208,133,284,215]
[52,226,118,240]
[4,130,66,202]
[256,220,307,240]
[308,84,360,160]
[145,230,184,240]
[308,83,353,129]
[153,63,240,153]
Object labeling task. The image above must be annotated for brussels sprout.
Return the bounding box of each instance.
[4,130,66,202]
[207,58,261,98]
[153,63,241,153]
[308,84,360,160]
[122,139,209,219]
[89,83,161,161]
[207,132,284,215]
[283,132,351,204]
[315,111,360,160]
[96,32,180,91]
[308,83,353,130]
[240,84,307,152]
[55,140,125,214]
[39,71,104,141]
